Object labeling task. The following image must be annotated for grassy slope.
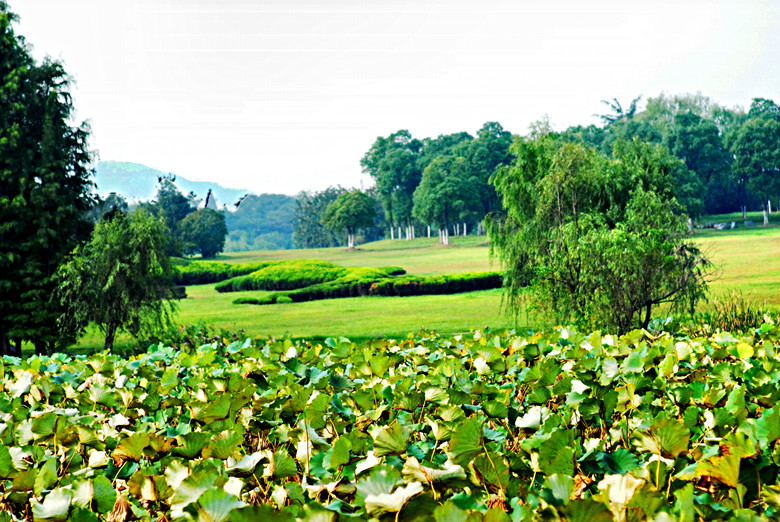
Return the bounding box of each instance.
[75,225,776,351]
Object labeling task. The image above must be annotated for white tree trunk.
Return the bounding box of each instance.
[742,205,747,219]
[390,227,394,240]
[348,232,355,249]
[464,222,468,236]
[427,225,431,238]
[769,200,773,214]
[764,206,769,226]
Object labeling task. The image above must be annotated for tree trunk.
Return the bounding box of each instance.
[742,205,747,220]
[427,225,430,238]
[390,227,394,240]
[763,204,769,226]
[770,200,773,214]
[104,323,118,353]
[348,232,355,249]
[464,222,468,236]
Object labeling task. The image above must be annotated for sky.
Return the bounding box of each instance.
[9,0,780,196]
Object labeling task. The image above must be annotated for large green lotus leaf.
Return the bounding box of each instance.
[92,474,117,514]
[427,419,453,442]
[433,501,470,522]
[10,372,33,398]
[673,482,695,522]
[67,507,98,522]
[174,432,212,459]
[305,393,331,431]
[11,468,35,492]
[595,449,639,475]
[170,468,221,508]
[754,406,780,446]
[72,479,94,509]
[448,416,484,467]
[183,488,245,522]
[113,432,150,464]
[541,474,574,506]
[539,429,576,477]
[371,422,410,457]
[329,436,352,470]
[634,417,690,459]
[0,445,15,479]
[160,367,179,392]
[620,350,645,373]
[88,384,116,408]
[368,355,392,377]
[483,400,509,419]
[32,487,73,521]
[559,499,613,522]
[31,411,57,439]
[202,430,243,460]
[469,451,509,493]
[199,395,233,424]
[694,432,756,488]
[34,457,58,496]
[268,449,298,479]
[356,465,401,501]
[725,385,747,424]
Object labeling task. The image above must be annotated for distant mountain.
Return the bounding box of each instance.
[93,161,250,207]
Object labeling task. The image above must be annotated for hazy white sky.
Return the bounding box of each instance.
[9,0,780,195]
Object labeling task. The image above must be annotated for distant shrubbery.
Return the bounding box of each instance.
[232,270,501,305]
[172,260,272,285]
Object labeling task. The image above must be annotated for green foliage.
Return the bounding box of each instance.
[487,135,710,333]
[413,156,476,244]
[180,207,228,258]
[293,186,347,248]
[172,259,271,285]
[56,209,177,351]
[229,264,502,305]
[321,189,378,248]
[0,6,97,356]
[214,260,353,292]
[692,291,772,335]
[5,322,780,519]
[141,175,197,256]
[224,193,296,251]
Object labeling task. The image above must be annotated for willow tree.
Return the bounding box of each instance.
[486,134,710,333]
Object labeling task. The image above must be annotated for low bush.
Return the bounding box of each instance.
[233,271,502,305]
[173,260,271,285]
[215,261,406,293]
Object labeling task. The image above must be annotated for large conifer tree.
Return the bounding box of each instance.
[0,4,96,355]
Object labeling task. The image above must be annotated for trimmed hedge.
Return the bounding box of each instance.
[233,271,502,305]
[172,260,272,285]
[215,260,406,293]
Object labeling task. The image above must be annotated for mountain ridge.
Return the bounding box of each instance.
[93,160,251,208]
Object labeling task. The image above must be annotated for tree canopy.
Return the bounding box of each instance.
[57,209,176,352]
[321,190,377,249]
[0,5,97,355]
[487,134,710,333]
[180,207,228,258]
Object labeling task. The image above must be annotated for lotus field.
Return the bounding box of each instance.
[4,323,780,520]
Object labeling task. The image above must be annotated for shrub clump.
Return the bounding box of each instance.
[173,260,271,285]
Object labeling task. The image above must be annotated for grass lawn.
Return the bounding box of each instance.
[70,225,778,353]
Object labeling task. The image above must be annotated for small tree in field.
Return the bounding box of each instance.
[180,208,227,258]
[321,190,377,248]
[57,209,176,351]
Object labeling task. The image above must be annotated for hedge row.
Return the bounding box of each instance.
[233,271,502,305]
[215,260,406,293]
[172,260,272,285]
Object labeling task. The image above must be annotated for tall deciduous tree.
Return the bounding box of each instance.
[412,156,475,244]
[57,209,176,352]
[0,5,97,355]
[361,130,422,240]
[321,190,377,249]
[180,208,228,258]
[729,98,780,224]
[486,135,709,333]
[293,187,347,248]
[143,175,197,256]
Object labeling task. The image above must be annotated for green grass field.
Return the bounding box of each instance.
[73,224,778,352]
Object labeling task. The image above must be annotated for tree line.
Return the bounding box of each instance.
[293,93,780,248]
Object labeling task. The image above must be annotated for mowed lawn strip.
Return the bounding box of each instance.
[70,226,779,353]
